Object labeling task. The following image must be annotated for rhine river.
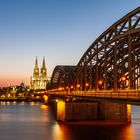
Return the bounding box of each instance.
[0,102,139,140]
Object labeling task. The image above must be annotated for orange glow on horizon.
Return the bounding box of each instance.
[0,77,30,87]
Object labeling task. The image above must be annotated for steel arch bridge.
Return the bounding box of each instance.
[50,65,77,89]
[50,7,140,91]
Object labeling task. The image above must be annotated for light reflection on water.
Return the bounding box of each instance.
[0,102,139,140]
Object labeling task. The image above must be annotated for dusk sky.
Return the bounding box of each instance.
[0,0,140,87]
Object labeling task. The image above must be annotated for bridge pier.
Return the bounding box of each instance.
[56,100,131,122]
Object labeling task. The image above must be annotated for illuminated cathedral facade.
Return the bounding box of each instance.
[30,57,48,90]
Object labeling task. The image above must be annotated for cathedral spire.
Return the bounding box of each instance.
[41,57,47,77]
[35,56,38,69]
[33,56,39,77]
[42,57,46,69]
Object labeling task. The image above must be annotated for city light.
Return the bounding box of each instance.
[58,87,63,91]
[121,76,126,81]
[98,80,103,85]
[56,99,59,102]
[85,83,89,87]
[76,84,80,88]
[43,95,48,102]
[70,85,74,89]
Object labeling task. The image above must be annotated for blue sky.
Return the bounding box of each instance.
[0,0,140,86]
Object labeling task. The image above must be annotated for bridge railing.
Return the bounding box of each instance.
[47,90,140,100]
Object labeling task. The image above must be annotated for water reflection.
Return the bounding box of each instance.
[52,123,64,140]
[0,102,139,140]
[30,101,35,106]
[41,104,48,110]
[120,124,134,140]
[56,122,134,140]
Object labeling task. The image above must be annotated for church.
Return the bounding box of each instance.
[30,57,48,90]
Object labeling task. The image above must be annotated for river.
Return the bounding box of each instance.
[0,102,139,140]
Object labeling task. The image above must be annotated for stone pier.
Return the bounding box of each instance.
[56,100,131,122]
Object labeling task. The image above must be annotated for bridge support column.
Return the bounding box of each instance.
[56,100,131,122]
[98,102,131,122]
[57,100,98,121]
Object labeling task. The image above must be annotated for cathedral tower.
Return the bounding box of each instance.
[33,56,39,78]
[30,57,48,90]
[41,57,47,78]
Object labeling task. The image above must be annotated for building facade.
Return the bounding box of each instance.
[30,57,48,90]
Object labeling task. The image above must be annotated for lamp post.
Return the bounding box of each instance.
[70,85,74,92]
[98,80,103,90]
[85,83,89,91]
[121,75,126,90]
[76,84,80,91]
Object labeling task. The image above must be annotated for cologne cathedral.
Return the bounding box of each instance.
[30,57,48,90]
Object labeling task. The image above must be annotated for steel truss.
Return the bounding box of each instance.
[76,7,140,90]
[50,66,77,89]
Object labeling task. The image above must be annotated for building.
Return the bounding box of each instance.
[30,57,48,90]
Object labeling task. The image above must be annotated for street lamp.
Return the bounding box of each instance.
[76,84,80,90]
[121,76,126,81]
[98,80,103,90]
[70,85,74,92]
[121,75,126,89]
[98,80,103,85]
[85,83,89,91]
[70,85,74,89]
[85,83,89,87]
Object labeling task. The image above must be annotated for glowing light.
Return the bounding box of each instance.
[30,102,35,106]
[98,80,103,85]
[52,124,64,140]
[7,102,10,105]
[20,101,25,105]
[77,84,80,88]
[56,99,59,102]
[70,85,74,89]
[1,102,6,105]
[13,101,17,105]
[58,87,63,91]
[41,105,48,110]
[43,95,48,102]
[121,76,126,81]
[85,83,89,87]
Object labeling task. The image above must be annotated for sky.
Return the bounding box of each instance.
[0,0,140,87]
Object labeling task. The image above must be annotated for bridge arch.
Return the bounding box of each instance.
[76,7,140,90]
[50,65,77,89]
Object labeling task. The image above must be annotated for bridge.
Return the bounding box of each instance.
[45,7,140,122]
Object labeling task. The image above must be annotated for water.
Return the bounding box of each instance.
[0,102,139,140]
